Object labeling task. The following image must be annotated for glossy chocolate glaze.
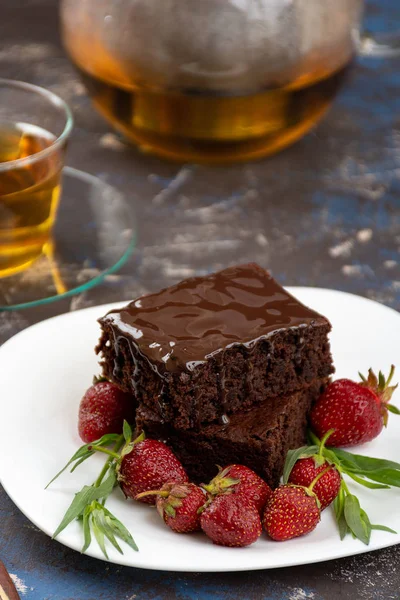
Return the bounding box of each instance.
[100,263,328,377]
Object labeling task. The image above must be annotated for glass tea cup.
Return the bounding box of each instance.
[0,79,73,277]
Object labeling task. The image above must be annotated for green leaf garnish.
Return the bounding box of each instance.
[301,431,399,545]
[371,524,397,534]
[92,510,108,559]
[344,494,370,545]
[102,505,139,552]
[337,511,350,540]
[346,472,390,489]
[361,469,400,487]
[282,446,319,483]
[307,430,321,446]
[82,505,92,554]
[79,501,139,557]
[45,433,121,489]
[52,469,116,539]
[94,506,123,554]
[331,448,400,473]
[48,432,138,557]
[123,420,132,444]
[334,486,349,539]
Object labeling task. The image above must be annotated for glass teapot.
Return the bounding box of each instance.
[60,0,398,163]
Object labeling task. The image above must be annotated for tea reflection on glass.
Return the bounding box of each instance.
[61,0,363,163]
[0,80,72,277]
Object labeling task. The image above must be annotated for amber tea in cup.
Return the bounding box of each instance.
[0,80,72,277]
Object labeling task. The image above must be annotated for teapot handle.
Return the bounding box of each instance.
[358,31,400,58]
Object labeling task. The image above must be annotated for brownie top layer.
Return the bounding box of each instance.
[100,263,329,375]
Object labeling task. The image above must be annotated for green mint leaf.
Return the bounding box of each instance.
[46,433,121,488]
[120,430,145,461]
[371,524,397,534]
[93,505,125,556]
[103,514,124,555]
[346,473,390,489]
[307,430,321,446]
[102,505,139,552]
[360,509,372,543]
[92,503,124,555]
[120,442,134,459]
[334,483,345,521]
[344,494,370,545]
[387,404,400,415]
[334,483,349,539]
[362,469,400,488]
[123,420,132,443]
[46,448,94,489]
[338,511,350,540]
[282,446,318,483]
[80,501,138,558]
[53,485,96,539]
[52,470,116,540]
[133,431,146,445]
[104,509,139,552]
[82,506,92,554]
[332,448,400,473]
[322,448,341,466]
[92,514,108,559]
[94,469,117,498]
[69,454,94,474]
[92,433,122,447]
[360,508,371,526]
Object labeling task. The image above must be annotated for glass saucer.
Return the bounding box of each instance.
[0,167,136,311]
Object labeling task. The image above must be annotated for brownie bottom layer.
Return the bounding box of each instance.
[136,380,327,489]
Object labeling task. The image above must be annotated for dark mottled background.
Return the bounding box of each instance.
[1,0,400,598]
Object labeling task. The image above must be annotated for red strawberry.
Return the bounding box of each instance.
[263,485,320,541]
[203,465,272,513]
[78,378,136,443]
[310,366,398,447]
[200,494,262,547]
[118,439,189,505]
[288,458,341,509]
[137,482,206,533]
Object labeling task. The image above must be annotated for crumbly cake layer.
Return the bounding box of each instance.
[136,380,327,489]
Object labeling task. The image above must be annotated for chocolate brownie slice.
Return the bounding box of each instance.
[136,380,327,489]
[97,263,334,430]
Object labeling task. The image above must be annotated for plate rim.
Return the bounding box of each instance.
[1,285,399,349]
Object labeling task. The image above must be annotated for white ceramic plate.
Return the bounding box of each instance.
[1,288,400,572]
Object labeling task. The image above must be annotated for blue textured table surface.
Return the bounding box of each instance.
[1,1,400,598]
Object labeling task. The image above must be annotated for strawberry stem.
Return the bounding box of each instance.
[135,490,169,500]
[340,477,351,495]
[88,445,121,460]
[308,466,331,492]
[94,435,124,487]
[318,429,335,458]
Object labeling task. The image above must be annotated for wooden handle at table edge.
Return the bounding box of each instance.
[0,561,20,600]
